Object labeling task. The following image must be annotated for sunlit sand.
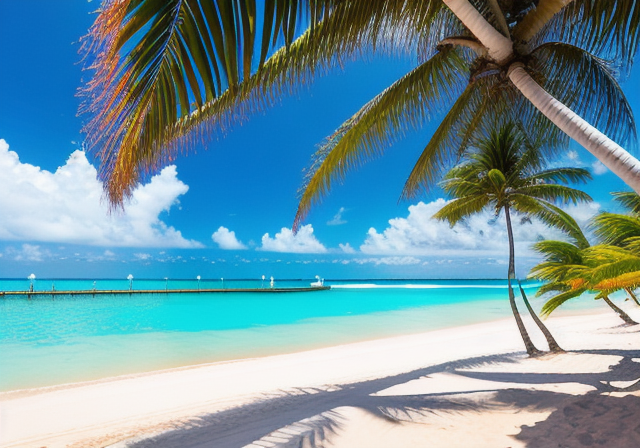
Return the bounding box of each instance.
[1,306,638,448]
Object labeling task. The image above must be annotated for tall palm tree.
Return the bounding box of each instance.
[530,242,639,325]
[81,1,639,206]
[432,122,591,355]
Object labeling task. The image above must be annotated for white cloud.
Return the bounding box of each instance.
[327,207,347,225]
[566,150,579,161]
[353,256,421,266]
[0,139,200,248]
[6,244,47,262]
[211,226,247,250]
[592,161,608,175]
[339,242,356,254]
[134,253,152,260]
[360,199,600,258]
[260,224,327,253]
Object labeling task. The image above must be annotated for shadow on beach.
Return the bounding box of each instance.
[123,345,640,448]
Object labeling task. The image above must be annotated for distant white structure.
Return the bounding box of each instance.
[28,273,35,292]
[261,275,266,289]
[270,276,274,289]
[310,275,324,287]
[197,275,201,290]
[127,274,134,291]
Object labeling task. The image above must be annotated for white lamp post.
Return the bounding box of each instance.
[127,274,133,291]
[197,275,201,290]
[28,273,35,292]
[164,277,168,291]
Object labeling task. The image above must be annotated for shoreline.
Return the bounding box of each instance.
[2,307,638,448]
[0,294,610,393]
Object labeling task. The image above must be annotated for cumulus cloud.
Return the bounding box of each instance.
[260,225,327,253]
[211,226,247,250]
[592,161,608,175]
[6,244,47,261]
[0,139,200,248]
[360,199,600,258]
[339,242,356,254]
[327,207,347,226]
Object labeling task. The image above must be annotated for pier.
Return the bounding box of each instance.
[0,286,330,297]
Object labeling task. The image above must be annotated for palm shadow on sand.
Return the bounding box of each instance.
[127,346,640,448]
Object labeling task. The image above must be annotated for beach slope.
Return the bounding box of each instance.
[1,310,639,448]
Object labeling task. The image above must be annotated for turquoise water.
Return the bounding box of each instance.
[0,279,598,391]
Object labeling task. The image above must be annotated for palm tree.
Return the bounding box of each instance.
[589,191,640,305]
[81,1,639,206]
[530,242,639,325]
[433,122,591,355]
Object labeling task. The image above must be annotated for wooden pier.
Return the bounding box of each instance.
[0,286,330,297]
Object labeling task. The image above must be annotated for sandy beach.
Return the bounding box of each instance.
[1,306,639,448]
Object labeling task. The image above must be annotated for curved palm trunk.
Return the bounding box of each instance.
[505,206,542,356]
[624,287,640,307]
[442,0,512,63]
[602,295,638,325]
[517,281,564,352]
[444,0,640,194]
[512,0,575,42]
[508,64,640,194]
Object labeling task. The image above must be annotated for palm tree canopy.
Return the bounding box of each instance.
[81,1,640,208]
[433,122,592,248]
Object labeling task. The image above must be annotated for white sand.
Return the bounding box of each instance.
[1,307,639,448]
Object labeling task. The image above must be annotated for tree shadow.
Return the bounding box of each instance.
[126,350,640,448]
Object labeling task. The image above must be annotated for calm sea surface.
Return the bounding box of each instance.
[0,278,601,391]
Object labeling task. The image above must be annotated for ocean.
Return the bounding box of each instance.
[0,278,602,392]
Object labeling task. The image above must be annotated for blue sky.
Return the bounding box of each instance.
[0,1,638,280]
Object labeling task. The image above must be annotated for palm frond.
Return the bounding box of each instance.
[293,47,469,230]
[400,76,502,200]
[593,270,640,293]
[611,191,640,215]
[532,0,640,76]
[432,195,491,227]
[527,167,592,185]
[515,183,592,205]
[531,239,585,263]
[511,196,590,248]
[528,42,637,149]
[592,212,640,247]
[534,280,570,297]
[541,287,586,316]
[80,0,330,204]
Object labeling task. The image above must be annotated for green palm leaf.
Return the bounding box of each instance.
[592,212,640,247]
[611,191,640,215]
[541,287,586,316]
[529,42,637,148]
[293,47,469,229]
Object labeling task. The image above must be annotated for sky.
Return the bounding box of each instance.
[0,0,638,280]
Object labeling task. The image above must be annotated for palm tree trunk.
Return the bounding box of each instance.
[512,0,575,42]
[602,295,638,325]
[441,0,512,63]
[518,281,564,352]
[508,63,640,194]
[624,287,640,307]
[505,206,542,356]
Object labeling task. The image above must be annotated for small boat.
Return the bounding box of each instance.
[310,275,324,287]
